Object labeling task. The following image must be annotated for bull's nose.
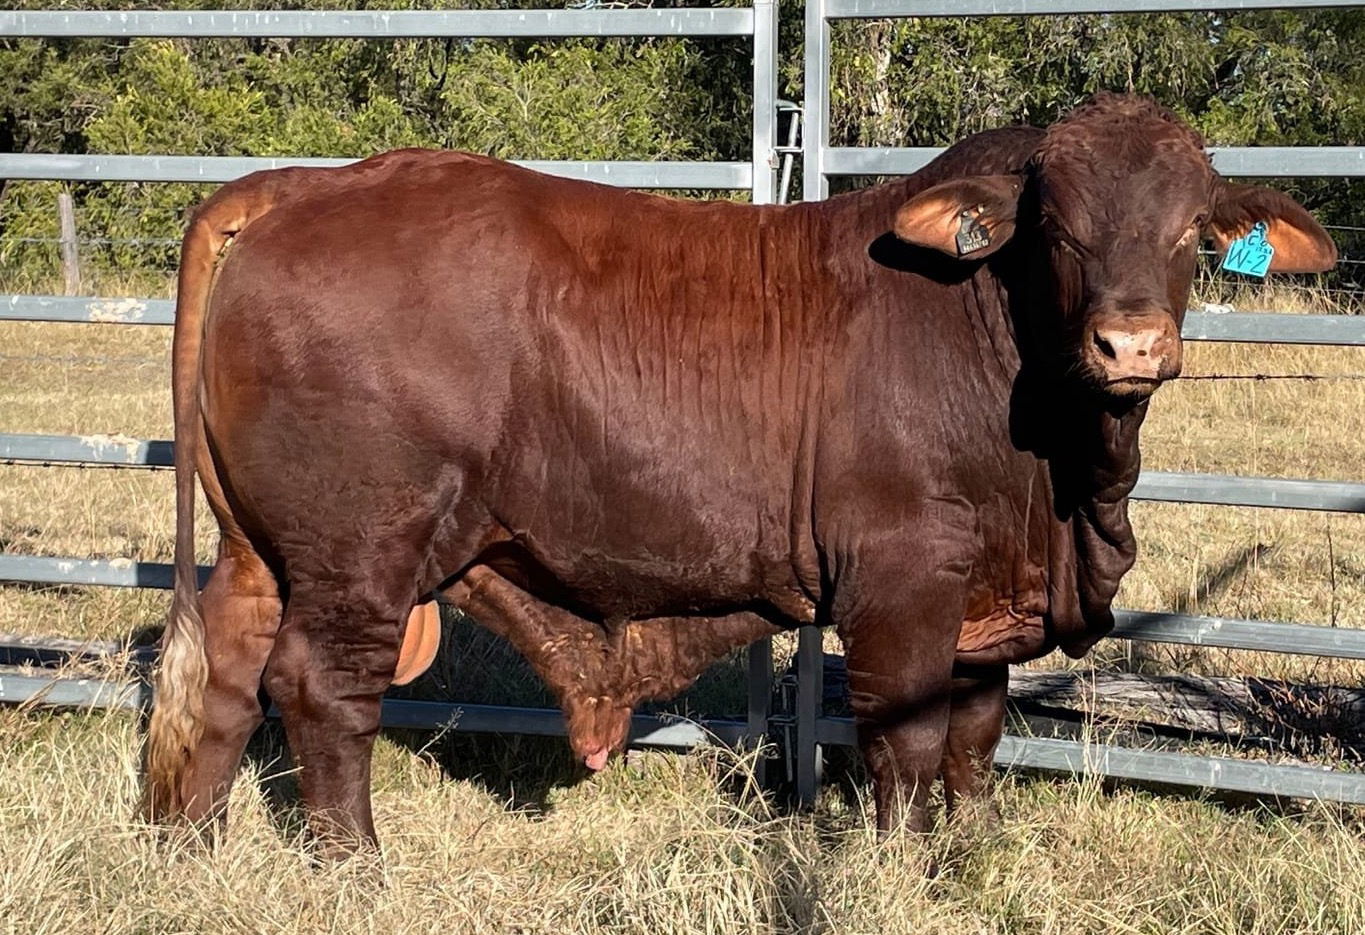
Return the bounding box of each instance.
[1088,315,1181,384]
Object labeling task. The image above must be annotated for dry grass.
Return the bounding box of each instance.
[4,706,1365,935]
[3,277,1365,932]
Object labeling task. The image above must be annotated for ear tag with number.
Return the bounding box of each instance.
[1221,220,1274,278]
[955,207,991,256]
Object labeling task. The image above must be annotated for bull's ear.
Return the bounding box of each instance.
[892,174,1023,260]
[1208,182,1338,273]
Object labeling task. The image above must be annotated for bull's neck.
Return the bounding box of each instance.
[807,178,1149,649]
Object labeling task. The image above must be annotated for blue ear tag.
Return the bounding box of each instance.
[1221,220,1274,278]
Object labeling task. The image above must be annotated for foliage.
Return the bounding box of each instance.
[2,2,1364,283]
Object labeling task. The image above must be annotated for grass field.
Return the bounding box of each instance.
[3,276,1365,933]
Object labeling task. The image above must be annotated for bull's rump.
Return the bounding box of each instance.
[199,150,813,614]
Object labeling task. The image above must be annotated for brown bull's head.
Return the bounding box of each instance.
[892,93,1337,405]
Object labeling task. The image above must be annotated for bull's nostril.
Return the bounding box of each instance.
[1092,332,1117,360]
[1136,348,1148,357]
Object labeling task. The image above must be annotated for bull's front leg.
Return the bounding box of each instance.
[941,662,1008,824]
[834,534,969,834]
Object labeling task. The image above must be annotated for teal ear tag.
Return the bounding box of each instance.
[1221,220,1274,278]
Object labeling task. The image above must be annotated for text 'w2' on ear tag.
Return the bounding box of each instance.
[1221,220,1274,278]
[955,210,991,256]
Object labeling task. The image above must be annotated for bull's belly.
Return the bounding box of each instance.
[474,535,819,627]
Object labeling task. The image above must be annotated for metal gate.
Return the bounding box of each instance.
[0,4,781,757]
[797,0,1365,804]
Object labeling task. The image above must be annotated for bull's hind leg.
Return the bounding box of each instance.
[177,534,282,828]
[261,569,418,855]
[940,663,1007,823]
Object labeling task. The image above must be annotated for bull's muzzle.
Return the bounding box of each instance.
[1085,311,1182,393]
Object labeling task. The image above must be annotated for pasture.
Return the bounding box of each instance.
[3,275,1365,933]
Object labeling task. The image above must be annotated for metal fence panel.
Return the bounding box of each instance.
[796,0,1365,805]
[9,551,1365,660]
[11,428,1365,513]
[0,555,194,590]
[1181,309,1365,344]
[6,0,1365,806]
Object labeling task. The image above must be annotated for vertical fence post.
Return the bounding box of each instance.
[746,636,773,785]
[745,0,779,792]
[794,624,823,806]
[57,191,81,296]
[751,0,779,205]
[802,0,830,203]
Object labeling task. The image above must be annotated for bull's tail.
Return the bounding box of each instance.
[141,185,276,822]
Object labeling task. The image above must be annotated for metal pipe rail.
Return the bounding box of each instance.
[6,552,1365,662]
[802,0,1365,200]
[824,0,1362,16]
[0,9,756,38]
[0,668,748,750]
[0,154,756,191]
[821,145,1365,179]
[6,429,1365,511]
[7,660,1365,804]
[8,294,1365,345]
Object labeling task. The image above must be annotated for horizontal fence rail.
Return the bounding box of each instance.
[7,554,1365,660]
[824,0,1363,16]
[821,145,1365,178]
[0,433,173,467]
[6,295,1364,345]
[0,668,748,750]
[6,661,1364,803]
[0,154,755,190]
[0,8,756,38]
[6,428,1365,511]
[1111,610,1365,659]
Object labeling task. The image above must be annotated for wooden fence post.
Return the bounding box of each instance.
[57,191,81,295]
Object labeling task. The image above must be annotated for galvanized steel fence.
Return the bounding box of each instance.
[0,3,781,759]
[5,2,1365,806]
[795,0,1365,804]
